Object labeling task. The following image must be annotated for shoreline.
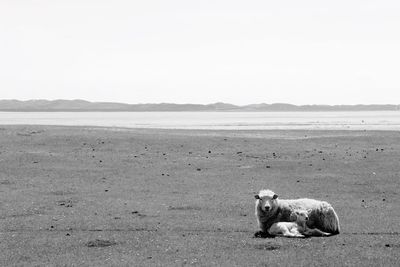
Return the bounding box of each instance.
[1,110,400,131]
[2,124,400,137]
[2,123,400,131]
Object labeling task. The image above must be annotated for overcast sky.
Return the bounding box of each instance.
[1,0,399,105]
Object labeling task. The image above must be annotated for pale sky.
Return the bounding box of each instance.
[1,0,400,105]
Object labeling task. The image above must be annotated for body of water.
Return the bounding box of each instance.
[0,111,399,130]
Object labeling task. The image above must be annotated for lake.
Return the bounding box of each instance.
[0,111,399,130]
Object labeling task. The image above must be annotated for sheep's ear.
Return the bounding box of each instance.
[272,194,278,199]
[289,212,297,221]
[254,195,260,200]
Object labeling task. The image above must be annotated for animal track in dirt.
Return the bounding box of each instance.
[57,199,74,207]
[253,244,281,251]
[85,239,117,247]
[0,180,14,185]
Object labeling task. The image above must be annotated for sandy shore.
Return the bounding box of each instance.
[1,125,399,266]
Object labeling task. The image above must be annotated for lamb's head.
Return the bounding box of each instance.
[290,209,310,223]
[254,189,278,212]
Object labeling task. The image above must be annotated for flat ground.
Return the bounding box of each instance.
[0,125,399,266]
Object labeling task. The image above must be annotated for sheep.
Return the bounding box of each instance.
[254,189,340,238]
[268,209,332,238]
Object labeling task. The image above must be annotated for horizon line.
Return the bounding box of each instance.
[1,99,399,106]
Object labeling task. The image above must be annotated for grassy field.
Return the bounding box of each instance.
[1,125,399,266]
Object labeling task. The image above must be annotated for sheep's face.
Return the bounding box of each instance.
[291,210,310,223]
[255,189,278,212]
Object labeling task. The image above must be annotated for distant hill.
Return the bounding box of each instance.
[0,99,399,111]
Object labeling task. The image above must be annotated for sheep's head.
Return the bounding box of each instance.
[290,210,310,223]
[254,189,278,212]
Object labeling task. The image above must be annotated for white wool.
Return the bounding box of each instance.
[258,189,276,199]
[268,209,332,238]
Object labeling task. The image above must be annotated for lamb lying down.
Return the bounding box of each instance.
[268,210,332,238]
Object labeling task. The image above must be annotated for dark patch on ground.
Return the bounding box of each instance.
[57,199,74,207]
[254,244,281,251]
[85,239,117,247]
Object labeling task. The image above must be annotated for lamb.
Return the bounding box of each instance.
[268,209,332,238]
[254,189,340,237]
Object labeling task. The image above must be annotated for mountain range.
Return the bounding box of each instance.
[0,99,399,112]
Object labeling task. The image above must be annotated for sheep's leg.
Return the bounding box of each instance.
[304,228,332,237]
[290,229,305,238]
[312,228,331,236]
[281,229,305,238]
[283,233,305,238]
[294,233,306,238]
